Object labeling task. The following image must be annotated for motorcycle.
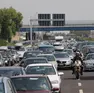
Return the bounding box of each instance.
[74,60,82,79]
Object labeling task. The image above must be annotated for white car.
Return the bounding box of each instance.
[25,63,64,93]
[53,42,64,50]
[17,47,27,60]
[37,54,58,69]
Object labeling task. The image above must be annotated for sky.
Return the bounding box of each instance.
[0,0,94,24]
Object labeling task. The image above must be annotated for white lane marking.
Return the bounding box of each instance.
[79,89,83,93]
[78,83,82,86]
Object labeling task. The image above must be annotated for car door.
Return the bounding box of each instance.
[6,79,17,93]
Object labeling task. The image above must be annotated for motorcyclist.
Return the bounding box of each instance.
[72,51,84,75]
[74,49,84,58]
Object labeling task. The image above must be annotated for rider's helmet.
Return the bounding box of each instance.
[75,51,80,57]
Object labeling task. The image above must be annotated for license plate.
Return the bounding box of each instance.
[59,63,65,65]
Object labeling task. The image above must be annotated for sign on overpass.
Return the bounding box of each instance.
[20,25,94,32]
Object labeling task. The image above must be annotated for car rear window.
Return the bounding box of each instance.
[26,66,56,75]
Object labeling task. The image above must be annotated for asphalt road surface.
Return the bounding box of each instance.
[60,70,94,93]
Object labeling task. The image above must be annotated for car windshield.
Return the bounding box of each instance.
[26,66,56,75]
[55,49,64,52]
[38,55,55,61]
[0,83,4,93]
[25,59,48,66]
[11,50,17,54]
[86,54,94,60]
[54,53,69,58]
[31,51,42,55]
[39,47,54,53]
[0,69,22,77]
[63,50,73,55]
[19,48,25,51]
[23,53,36,58]
[53,43,62,46]
[11,77,51,91]
[89,48,94,53]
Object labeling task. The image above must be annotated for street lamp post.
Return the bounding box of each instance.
[30,19,32,47]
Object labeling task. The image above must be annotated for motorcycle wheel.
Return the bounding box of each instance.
[76,71,80,79]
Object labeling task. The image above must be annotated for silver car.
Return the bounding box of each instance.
[84,53,94,71]
[0,77,17,93]
[63,49,75,60]
[54,52,72,69]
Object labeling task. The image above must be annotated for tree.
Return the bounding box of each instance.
[0,7,23,42]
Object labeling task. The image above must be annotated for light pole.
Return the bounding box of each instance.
[30,18,32,47]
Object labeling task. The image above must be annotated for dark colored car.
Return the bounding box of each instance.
[11,75,55,93]
[0,66,26,77]
[27,50,43,55]
[19,57,48,68]
[23,52,36,59]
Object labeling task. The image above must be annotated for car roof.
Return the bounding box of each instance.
[87,53,94,55]
[63,49,73,51]
[0,66,23,70]
[38,44,54,47]
[26,63,53,67]
[38,54,54,56]
[25,57,47,60]
[54,52,68,54]
[0,77,9,83]
[11,74,48,78]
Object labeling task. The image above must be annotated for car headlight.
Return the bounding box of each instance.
[67,61,71,64]
[5,60,8,63]
[86,63,92,66]
[0,62,2,65]
[51,80,58,84]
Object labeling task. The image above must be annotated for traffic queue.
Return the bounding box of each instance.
[0,39,94,93]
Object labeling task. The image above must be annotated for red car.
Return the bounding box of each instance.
[11,75,56,93]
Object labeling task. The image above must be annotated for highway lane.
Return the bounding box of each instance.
[60,70,94,93]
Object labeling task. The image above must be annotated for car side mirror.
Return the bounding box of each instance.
[58,72,64,76]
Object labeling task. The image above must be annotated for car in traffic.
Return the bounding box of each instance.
[82,45,94,58]
[23,52,36,60]
[28,50,43,55]
[54,52,72,69]
[0,53,5,66]
[0,66,26,77]
[83,53,94,71]
[63,49,75,60]
[19,57,48,68]
[15,46,27,61]
[10,50,20,63]
[0,49,15,66]
[53,42,64,50]
[11,75,56,93]
[38,44,55,53]
[37,54,58,69]
[0,77,17,93]
[25,63,64,93]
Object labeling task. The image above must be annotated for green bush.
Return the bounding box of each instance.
[0,39,8,46]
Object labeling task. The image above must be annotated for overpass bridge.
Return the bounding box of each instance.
[20,24,94,32]
[20,20,94,32]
